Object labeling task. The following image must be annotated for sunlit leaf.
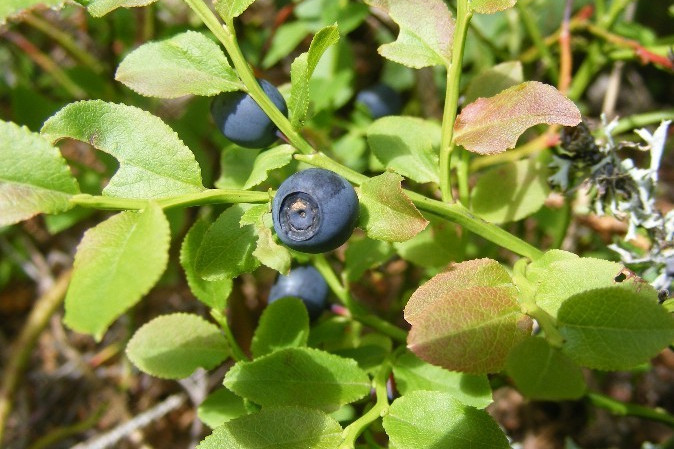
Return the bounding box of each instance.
[197,407,342,449]
[116,31,242,98]
[289,25,340,128]
[558,287,674,370]
[88,0,158,17]
[42,101,204,199]
[383,391,509,449]
[64,203,169,339]
[224,347,370,411]
[365,0,454,68]
[454,82,581,155]
[126,313,229,379]
[367,116,440,184]
[0,120,79,226]
[359,172,428,242]
[470,0,516,14]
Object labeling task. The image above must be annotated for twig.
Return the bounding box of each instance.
[0,269,72,444]
[587,392,674,427]
[27,405,106,449]
[558,0,573,94]
[69,394,187,449]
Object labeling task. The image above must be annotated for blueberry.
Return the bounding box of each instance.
[211,79,288,148]
[355,83,402,119]
[268,266,328,321]
[272,168,359,253]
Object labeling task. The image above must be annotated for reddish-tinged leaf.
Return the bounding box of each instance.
[470,0,516,14]
[404,259,512,321]
[407,285,532,373]
[454,81,581,155]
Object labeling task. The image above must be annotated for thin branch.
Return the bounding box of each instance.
[69,394,187,449]
[0,269,72,444]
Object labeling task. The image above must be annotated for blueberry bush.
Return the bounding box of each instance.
[1,0,674,448]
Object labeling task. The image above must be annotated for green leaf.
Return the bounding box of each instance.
[240,204,292,275]
[344,236,393,283]
[469,0,516,14]
[464,61,523,106]
[243,145,295,189]
[454,82,581,155]
[195,206,258,281]
[215,147,260,189]
[521,251,645,317]
[41,100,204,199]
[214,0,258,21]
[224,347,371,411]
[289,25,340,128]
[470,158,549,224]
[197,406,342,449]
[126,313,229,379]
[364,0,454,68]
[64,203,170,339]
[252,222,292,274]
[367,116,440,184]
[262,22,310,69]
[506,337,586,400]
[558,287,674,370]
[383,391,509,449]
[393,217,461,269]
[0,120,79,226]
[359,172,428,242]
[215,145,294,190]
[0,0,67,25]
[252,297,310,358]
[405,259,532,373]
[87,0,159,17]
[198,388,248,429]
[180,219,233,310]
[393,351,492,409]
[115,31,242,98]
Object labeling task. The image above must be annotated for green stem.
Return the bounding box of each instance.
[313,254,356,311]
[211,310,248,362]
[339,363,391,448]
[23,13,105,74]
[587,393,674,427]
[69,189,270,211]
[0,270,72,444]
[516,1,558,84]
[611,110,674,135]
[182,0,314,155]
[407,192,544,260]
[520,301,564,347]
[313,255,407,344]
[439,0,472,203]
[294,153,368,184]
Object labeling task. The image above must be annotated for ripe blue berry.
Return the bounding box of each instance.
[355,83,402,119]
[211,79,288,148]
[268,266,328,321]
[272,168,359,253]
